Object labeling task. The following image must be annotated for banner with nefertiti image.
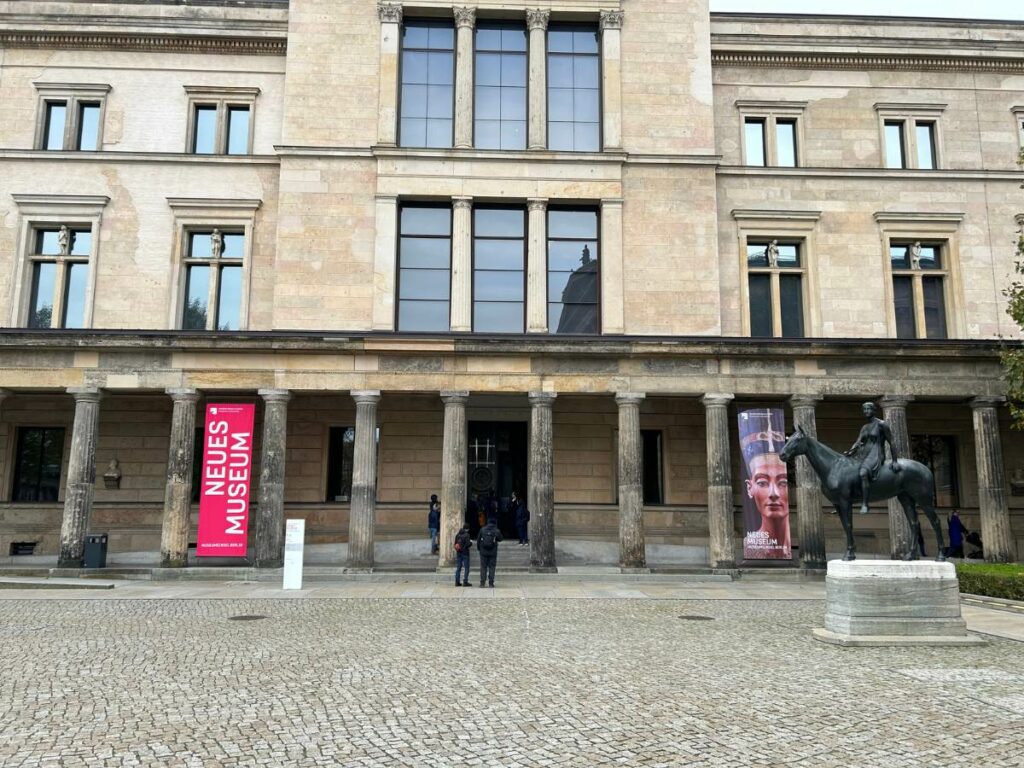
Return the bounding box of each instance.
[738,408,792,560]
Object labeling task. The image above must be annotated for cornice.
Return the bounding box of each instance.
[0,149,280,165]
[717,166,1023,182]
[712,51,1024,74]
[0,30,286,55]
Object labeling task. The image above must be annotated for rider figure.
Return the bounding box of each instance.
[844,402,901,515]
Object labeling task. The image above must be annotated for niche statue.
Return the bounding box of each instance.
[779,402,946,562]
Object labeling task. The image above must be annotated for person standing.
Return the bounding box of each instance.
[477,517,503,588]
[454,524,473,587]
[947,510,966,558]
[427,494,441,555]
[512,491,530,546]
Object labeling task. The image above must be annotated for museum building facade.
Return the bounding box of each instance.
[0,0,1022,571]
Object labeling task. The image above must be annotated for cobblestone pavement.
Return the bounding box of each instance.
[1,597,1022,767]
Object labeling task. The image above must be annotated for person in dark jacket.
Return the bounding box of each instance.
[454,525,473,587]
[512,491,530,546]
[947,511,966,558]
[427,494,441,555]
[477,517,503,588]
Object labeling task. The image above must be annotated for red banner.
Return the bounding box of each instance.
[196,403,255,558]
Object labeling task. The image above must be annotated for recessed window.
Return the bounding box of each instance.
[400,20,455,148]
[34,84,109,151]
[192,107,218,154]
[12,427,65,502]
[547,25,600,152]
[877,105,944,170]
[473,207,525,333]
[915,122,937,170]
[911,435,959,507]
[884,121,907,169]
[738,103,805,167]
[890,242,947,339]
[76,103,101,151]
[43,102,67,150]
[397,205,452,332]
[326,426,355,502]
[548,208,599,334]
[27,227,92,329]
[184,87,258,155]
[746,240,805,338]
[642,430,664,505]
[181,230,245,331]
[475,22,527,150]
[775,119,798,167]
[744,119,766,167]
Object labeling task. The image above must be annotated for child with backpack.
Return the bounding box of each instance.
[454,525,473,587]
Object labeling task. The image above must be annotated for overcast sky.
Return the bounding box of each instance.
[709,0,1024,21]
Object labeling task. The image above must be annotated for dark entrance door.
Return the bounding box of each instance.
[467,421,527,538]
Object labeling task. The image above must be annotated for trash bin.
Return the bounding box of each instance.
[83,533,108,569]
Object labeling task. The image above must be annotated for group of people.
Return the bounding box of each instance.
[427,491,530,587]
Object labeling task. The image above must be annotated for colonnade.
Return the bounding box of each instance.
[37,386,1020,570]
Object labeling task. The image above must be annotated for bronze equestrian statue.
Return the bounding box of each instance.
[778,402,946,562]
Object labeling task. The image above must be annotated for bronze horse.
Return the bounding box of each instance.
[778,425,946,562]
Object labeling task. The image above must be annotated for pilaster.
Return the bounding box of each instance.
[450,196,473,332]
[526,9,550,150]
[527,198,548,333]
[376,3,404,147]
[453,7,476,149]
[599,10,624,151]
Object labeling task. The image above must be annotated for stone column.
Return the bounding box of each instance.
[702,393,736,569]
[529,391,557,571]
[598,10,623,151]
[526,9,550,150]
[880,395,915,560]
[376,2,403,146]
[372,194,399,331]
[160,388,199,568]
[789,395,826,569]
[450,196,473,332]
[439,391,469,568]
[58,387,102,568]
[453,7,476,149]
[347,391,381,570]
[600,199,625,335]
[616,393,646,570]
[527,198,548,333]
[970,397,1017,563]
[255,389,290,568]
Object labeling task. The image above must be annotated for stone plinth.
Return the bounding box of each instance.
[814,560,984,647]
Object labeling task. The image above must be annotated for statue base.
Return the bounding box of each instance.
[812,560,985,647]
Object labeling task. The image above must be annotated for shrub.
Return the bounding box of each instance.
[955,563,1024,601]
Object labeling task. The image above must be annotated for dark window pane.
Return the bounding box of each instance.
[44,103,66,150]
[216,265,243,330]
[399,237,450,269]
[557,267,598,304]
[193,106,217,154]
[326,426,356,501]
[776,120,797,167]
[748,273,772,337]
[745,119,766,166]
[13,427,65,502]
[183,265,210,330]
[922,277,947,339]
[77,103,101,151]
[62,263,88,329]
[226,107,250,155]
[918,246,940,270]
[642,430,664,505]
[398,300,449,332]
[552,303,598,334]
[911,435,959,507]
[777,244,799,268]
[474,271,524,302]
[549,209,598,239]
[890,245,911,269]
[916,122,936,169]
[747,243,769,267]
[28,263,56,329]
[779,274,804,338]
[401,207,451,236]
[475,208,524,238]
[885,121,905,169]
[474,301,523,333]
[892,275,916,339]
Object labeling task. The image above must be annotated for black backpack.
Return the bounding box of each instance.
[454,531,470,553]
[478,526,498,552]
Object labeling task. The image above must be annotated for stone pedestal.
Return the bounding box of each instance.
[813,560,984,646]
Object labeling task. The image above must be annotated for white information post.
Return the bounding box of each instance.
[283,518,305,590]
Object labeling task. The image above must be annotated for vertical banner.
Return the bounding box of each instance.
[196,403,255,557]
[738,408,792,560]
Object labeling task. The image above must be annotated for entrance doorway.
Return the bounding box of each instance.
[467,421,527,538]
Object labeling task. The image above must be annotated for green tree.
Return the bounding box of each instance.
[1001,146,1024,427]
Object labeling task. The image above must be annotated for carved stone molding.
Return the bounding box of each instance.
[713,50,1024,74]
[452,196,473,210]
[377,2,403,25]
[600,10,624,31]
[0,31,286,56]
[526,9,550,32]
[527,198,548,212]
[453,6,477,29]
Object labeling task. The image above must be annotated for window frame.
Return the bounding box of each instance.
[10,426,68,503]
[471,204,527,334]
[184,86,259,155]
[744,239,807,339]
[180,229,247,331]
[325,425,357,502]
[911,433,960,508]
[546,205,602,335]
[887,240,950,340]
[166,198,261,332]
[395,202,454,333]
[473,20,529,151]
[398,18,457,149]
[546,22,603,153]
[641,428,665,506]
[33,83,110,151]
[1013,106,1024,151]
[736,101,807,168]
[732,209,821,338]
[875,103,946,170]
[875,212,965,339]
